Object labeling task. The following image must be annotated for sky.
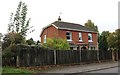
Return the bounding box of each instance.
[0,0,119,41]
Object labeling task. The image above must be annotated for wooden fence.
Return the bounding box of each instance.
[16,46,117,67]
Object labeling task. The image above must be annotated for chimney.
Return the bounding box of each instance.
[58,16,61,21]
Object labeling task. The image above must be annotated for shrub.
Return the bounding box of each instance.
[42,38,70,50]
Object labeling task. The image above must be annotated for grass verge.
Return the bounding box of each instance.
[2,66,36,74]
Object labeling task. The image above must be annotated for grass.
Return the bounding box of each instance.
[2,66,36,74]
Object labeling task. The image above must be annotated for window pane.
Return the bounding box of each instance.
[66,32,70,35]
[67,36,70,40]
[88,36,91,40]
[79,32,82,41]
[88,33,92,41]
[66,31,72,40]
[44,35,46,43]
[79,38,81,40]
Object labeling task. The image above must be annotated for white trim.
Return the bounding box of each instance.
[67,40,72,41]
[51,24,58,29]
[88,40,93,42]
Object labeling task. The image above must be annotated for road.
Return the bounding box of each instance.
[87,67,119,73]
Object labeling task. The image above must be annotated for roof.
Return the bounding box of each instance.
[52,21,97,32]
[40,21,97,37]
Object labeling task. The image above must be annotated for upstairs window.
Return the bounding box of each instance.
[66,31,72,41]
[44,35,46,43]
[88,33,92,42]
[79,32,82,41]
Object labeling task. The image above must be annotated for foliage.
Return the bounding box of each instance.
[99,33,108,51]
[2,44,31,66]
[115,29,120,50]
[26,38,35,45]
[36,40,40,45]
[101,31,110,39]
[84,19,98,32]
[7,1,34,37]
[2,32,25,49]
[107,32,117,50]
[42,38,70,50]
[101,29,120,51]
[2,44,19,66]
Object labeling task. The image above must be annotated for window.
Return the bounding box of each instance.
[90,47,95,50]
[79,32,82,41]
[88,33,92,42]
[66,31,72,41]
[70,47,73,50]
[44,35,46,43]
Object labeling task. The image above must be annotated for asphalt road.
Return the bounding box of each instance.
[87,67,119,73]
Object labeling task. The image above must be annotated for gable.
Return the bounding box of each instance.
[40,25,58,37]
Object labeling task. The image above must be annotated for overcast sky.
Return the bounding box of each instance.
[0,0,119,41]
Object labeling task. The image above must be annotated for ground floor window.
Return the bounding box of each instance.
[70,47,73,50]
[90,47,95,50]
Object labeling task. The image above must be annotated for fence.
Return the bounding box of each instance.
[15,45,117,67]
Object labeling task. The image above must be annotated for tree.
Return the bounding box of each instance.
[2,32,24,50]
[8,13,14,32]
[99,31,108,51]
[36,40,40,45]
[107,32,116,50]
[115,29,120,50]
[26,38,35,45]
[84,20,98,32]
[8,1,34,37]
[42,38,70,50]
[101,31,110,39]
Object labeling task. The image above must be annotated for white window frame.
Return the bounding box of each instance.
[66,31,72,41]
[79,32,82,42]
[88,33,93,42]
[44,35,46,43]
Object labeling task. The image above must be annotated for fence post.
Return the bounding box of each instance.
[112,50,115,61]
[97,50,100,63]
[27,53,30,67]
[54,50,56,65]
[16,55,19,67]
[116,50,118,61]
[79,50,81,62]
[16,46,20,67]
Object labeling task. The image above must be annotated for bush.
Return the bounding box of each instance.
[42,38,70,50]
[2,44,18,66]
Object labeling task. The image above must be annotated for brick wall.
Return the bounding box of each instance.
[41,26,58,43]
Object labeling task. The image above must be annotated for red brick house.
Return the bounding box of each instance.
[40,18,98,50]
